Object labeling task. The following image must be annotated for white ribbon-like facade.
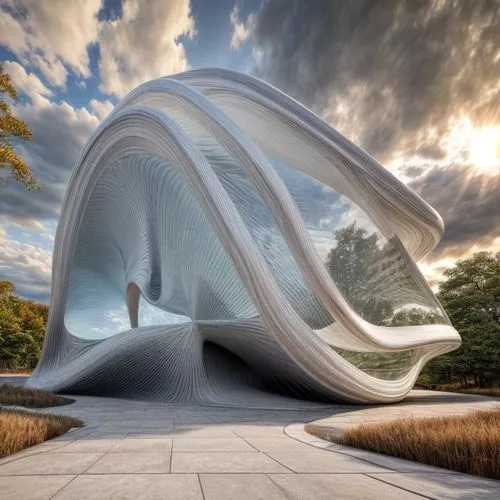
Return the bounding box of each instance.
[27,69,461,405]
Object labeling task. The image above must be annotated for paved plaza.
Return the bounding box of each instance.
[0,388,499,499]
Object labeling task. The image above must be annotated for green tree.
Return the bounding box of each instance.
[0,63,38,190]
[326,222,394,324]
[420,252,500,387]
[439,251,500,328]
[0,280,47,370]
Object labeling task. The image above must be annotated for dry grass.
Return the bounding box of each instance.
[328,408,500,479]
[435,384,500,398]
[0,384,74,408]
[0,409,84,458]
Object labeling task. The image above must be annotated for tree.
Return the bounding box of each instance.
[0,280,48,370]
[438,251,500,328]
[0,63,38,190]
[420,252,500,387]
[326,222,394,324]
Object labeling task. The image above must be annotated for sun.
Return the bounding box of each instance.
[469,125,500,174]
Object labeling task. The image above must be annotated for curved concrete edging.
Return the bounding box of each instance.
[284,389,500,479]
[283,421,445,474]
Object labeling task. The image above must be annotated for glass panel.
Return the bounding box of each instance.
[334,347,416,380]
[271,159,448,327]
[65,154,256,340]
[147,104,335,330]
[138,296,189,327]
[188,134,334,330]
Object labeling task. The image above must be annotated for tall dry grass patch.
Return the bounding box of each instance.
[0,384,74,408]
[333,408,500,479]
[0,410,84,457]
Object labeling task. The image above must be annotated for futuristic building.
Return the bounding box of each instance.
[27,69,461,405]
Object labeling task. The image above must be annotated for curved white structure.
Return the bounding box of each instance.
[27,69,460,405]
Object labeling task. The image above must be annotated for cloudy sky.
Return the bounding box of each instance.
[0,0,499,303]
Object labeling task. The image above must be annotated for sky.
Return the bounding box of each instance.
[0,0,499,304]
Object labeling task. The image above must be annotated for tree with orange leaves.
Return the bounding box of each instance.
[0,63,39,190]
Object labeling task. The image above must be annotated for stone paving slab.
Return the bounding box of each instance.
[200,473,286,499]
[230,424,290,438]
[109,438,172,452]
[171,451,291,473]
[52,474,203,500]
[0,475,75,500]
[172,436,255,452]
[0,452,103,475]
[267,451,389,473]
[86,452,171,474]
[0,389,499,499]
[0,442,71,466]
[51,438,122,453]
[245,436,325,453]
[169,426,239,437]
[269,473,424,500]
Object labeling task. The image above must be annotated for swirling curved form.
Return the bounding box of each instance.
[27,69,461,405]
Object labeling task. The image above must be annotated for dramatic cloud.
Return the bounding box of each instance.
[3,60,53,104]
[229,5,253,50]
[0,0,195,94]
[0,226,52,301]
[0,1,198,299]
[98,0,196,96]
[233,0,500,161]
[231,0,500,278]
[410,165,500,259]
[0,0,101,86]
[0,96,98,220]
[89,98,115,120]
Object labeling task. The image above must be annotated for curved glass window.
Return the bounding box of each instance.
[138,297,189,327]
[165,117,334,330]
[205,94,448,328]
[65,155,256,340]
[334,347,416,380]
[272,159,447,326]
